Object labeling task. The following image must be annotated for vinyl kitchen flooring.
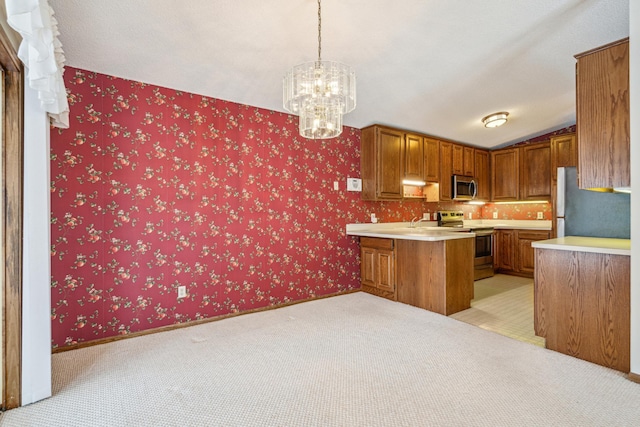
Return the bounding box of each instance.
[449,274,546,347]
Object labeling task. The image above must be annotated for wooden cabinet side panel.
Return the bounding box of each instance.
[576,41,630,189]
[445,238,474,314]
[536,249,630,372]
[396,240,447,314]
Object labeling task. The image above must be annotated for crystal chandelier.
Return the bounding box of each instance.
[283,0,356,139]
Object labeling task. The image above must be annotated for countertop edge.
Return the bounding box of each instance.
[346,230,474,242]
[531,237,631,256]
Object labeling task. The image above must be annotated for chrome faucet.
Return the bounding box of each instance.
[409,217,428,228]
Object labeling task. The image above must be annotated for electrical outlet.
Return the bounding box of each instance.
[433,212,438,221]
[537,212,544,220]
[333,181,339,191]
[178,285,187,298]
[492,212,498,219]
[468,212,472,219]
[423,213,429,220]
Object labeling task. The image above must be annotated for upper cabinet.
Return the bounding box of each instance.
[452,144,464,175]
[361,125,404,200]
[491,148,519,201]
[474,149,490,201]
[463,146,475,177]
[424,138,440,182]
[520,142,551,201]
[491,143,551,202]
[404,133,425,182]
[439,142,453,201]
[550,133,577,177]
[575,38,629,190]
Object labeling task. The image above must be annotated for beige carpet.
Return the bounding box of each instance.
[2,292,640,426]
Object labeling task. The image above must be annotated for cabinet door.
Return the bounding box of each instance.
[497,230,516,272]
[551,134,577,175]
[520,142,551,200]
[377,249,396,292]
[517,231,551,276]
[360,246,377,287]
[576,39,629,189]
[474,149,490,201]
[439,142,453,200]
[463,147,475,176]
[424,138,440,182]
[491,148,519,201]
[376,127,404,199]
[452,144,464,175]
[404,133,424,181]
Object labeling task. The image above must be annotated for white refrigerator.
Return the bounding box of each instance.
[556,167,630,238]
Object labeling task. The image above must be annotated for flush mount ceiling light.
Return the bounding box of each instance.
[283,0,356,139]
[482,112,509,128]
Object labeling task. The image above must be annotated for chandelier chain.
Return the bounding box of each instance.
[317,0,321,62]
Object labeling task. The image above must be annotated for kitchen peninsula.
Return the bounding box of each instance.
[533,236,631,372]
[347,224,474,315]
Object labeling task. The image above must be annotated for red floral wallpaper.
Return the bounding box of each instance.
[51,67,551,349]
[50,68,444,348]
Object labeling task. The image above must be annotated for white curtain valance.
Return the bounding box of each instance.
[6,0,69,128]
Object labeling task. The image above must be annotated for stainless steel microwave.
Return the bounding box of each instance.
[452,175,477,200]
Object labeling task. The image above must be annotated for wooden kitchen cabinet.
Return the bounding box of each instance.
[496,229,550,278]
[474,149,490,201]
[404,133,424,182]
[491,148,519,201]
[535,247,630,372]
[361,125,404,200]
[360,237,396,301]
[439,141,453,201]
[550,133,577,176]
[519,142,551,200]
[463,146,475,177]
[424,137,440,182]
[452,144,464,175]
[575,38,629,190]
[396,237,474,315]
[517,230,550,276]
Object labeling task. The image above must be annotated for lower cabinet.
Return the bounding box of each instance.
[495,229,551,278]
[534,248,630,372]
[360,237,396,300]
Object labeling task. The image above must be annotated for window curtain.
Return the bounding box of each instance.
[6,0,69,128]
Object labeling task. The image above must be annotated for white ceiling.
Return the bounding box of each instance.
[49,0,629,149]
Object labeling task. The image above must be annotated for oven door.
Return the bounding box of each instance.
[474,229,493,265]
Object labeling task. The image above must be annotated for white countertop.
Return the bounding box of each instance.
[531,236,631,256]
[346,223,474,241]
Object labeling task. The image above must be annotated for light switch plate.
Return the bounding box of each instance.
[346,178,362,192]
